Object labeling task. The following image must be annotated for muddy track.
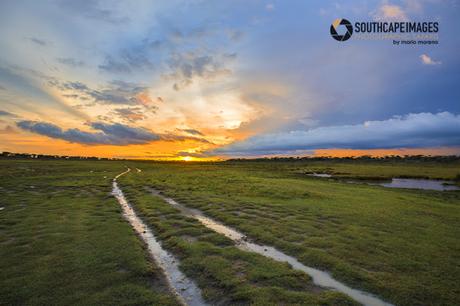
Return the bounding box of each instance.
[113,168,208,306]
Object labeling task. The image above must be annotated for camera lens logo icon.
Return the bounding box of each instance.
[330,19,353,41]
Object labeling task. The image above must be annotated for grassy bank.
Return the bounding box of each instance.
[0,160,178,305]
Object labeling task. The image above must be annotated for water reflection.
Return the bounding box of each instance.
[308,173,459,191]
[375,178,459,191]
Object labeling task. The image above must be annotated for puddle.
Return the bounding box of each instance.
[308,173,332,178]
[147,188,393,306]
[309,174,459,191]
[113,169,208,306]
[374,178,459,191]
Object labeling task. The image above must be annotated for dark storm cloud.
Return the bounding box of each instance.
[17,121,160,145]
[213,112,460,155]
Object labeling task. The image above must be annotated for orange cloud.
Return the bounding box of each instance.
[0,130,218,160]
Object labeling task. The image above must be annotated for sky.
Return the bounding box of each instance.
[0,0,459,160]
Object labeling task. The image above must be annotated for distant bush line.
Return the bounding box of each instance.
[2,151,459,163]
[226,155,460,163]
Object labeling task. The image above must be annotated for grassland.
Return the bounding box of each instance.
[0,160,178,305]
[120,159,460,306]
[1,158,459,306]
[119,176,356,305]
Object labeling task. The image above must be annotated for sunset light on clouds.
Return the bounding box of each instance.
[0,0,459,159]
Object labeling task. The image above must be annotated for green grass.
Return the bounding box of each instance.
[118,177,356,305]
[0,160,178,306]
[121,160,460,306]
[2,159,459,306]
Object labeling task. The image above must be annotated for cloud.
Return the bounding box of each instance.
[51,79,152,105]
[57,57,85,67]
[98,56,131,73]
[98,51,154,73]
[98,26,218,75]
[16,120,210,145]
[420,54,441,65]
[167,51,234,90]
[0,66,88,120]
[180,128,204,136]
[17,121,160,145]
[0,110,17,117]
[212,112,460,155]
[176,151,208,158]
[373,2,408,21]
[159,134,211,144]
[59,0,130,24]
[113,107,148,122]
[27,37,47,46]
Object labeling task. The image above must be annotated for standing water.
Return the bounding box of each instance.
[376,178,459,191]
[113,169,208,306]
[308,173,459,191]
[308,173,332,178]
[148,188,394,306]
